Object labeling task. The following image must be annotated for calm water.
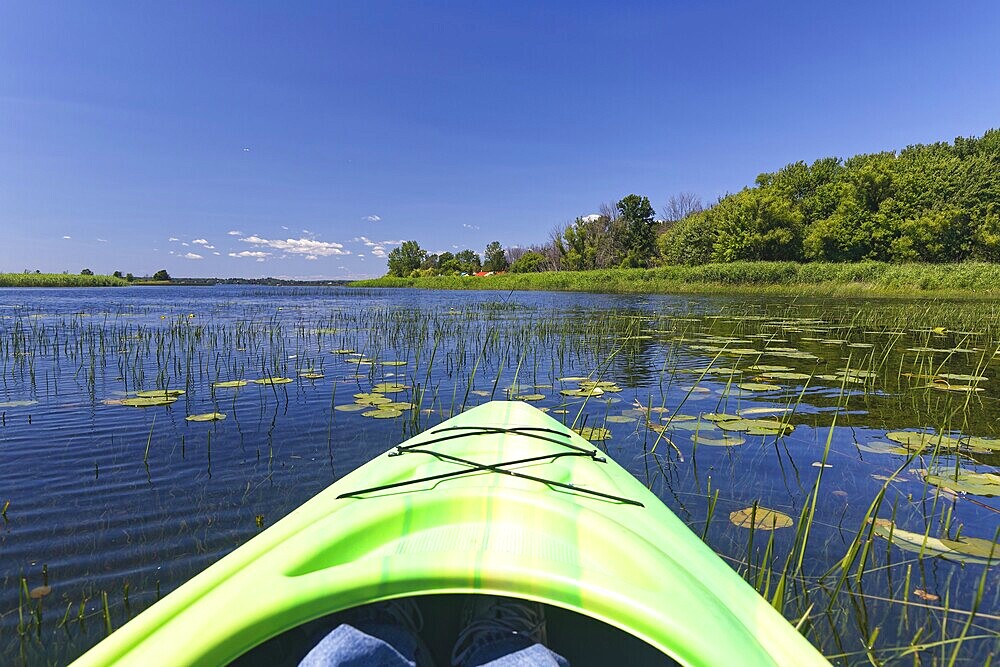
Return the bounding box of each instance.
[2,286,998,665]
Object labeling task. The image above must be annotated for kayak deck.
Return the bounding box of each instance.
[72,401,829,666]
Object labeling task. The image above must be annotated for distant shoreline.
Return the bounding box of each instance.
[0,274,353,288]
[348,261,1000,299]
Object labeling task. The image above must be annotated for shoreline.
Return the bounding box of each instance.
[348,261,1000,300]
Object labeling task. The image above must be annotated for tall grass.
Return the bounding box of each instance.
[0,273,129,288]
[351,261,1000,298]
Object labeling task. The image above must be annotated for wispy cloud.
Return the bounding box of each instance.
[96,238,108,243]
[229,250,270,259]
[462,223,479,230]
[227,230,242,236]
[365,214,381,222]
[168,237,179,242]
[183,252,203,260]
[239,235,349,257]
[192,239,209,245]
[62,235,71,240]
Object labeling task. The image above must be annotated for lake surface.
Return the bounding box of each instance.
[2,286,998,665]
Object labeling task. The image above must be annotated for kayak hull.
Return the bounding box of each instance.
[72,401,828,666]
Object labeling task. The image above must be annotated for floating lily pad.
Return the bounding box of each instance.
[253,377,293,385]
[355,394,392,406]
[299,372,325,380]
[335,403,370,412]
[926,382,985,393]
[857,441,910,455]
[121,396,177,407]
[373,382,409,394]
[514,393,546,402]
[136,389,185,398]
[738,382,782,392]
[382,401,414,411]
[920,470,1000,496]
[961,436,1000,453]
[331,349,356,354]
[574,426,611,441]
[363,409,403,419]
[702,412,741,422]
[871,518,998,565]
[886,431,962,450]
[718,418,793,436]
[381,360,408,366]
[692,433,745,447]
[759,372,812,381]
[470,390,491,397]
[729,507,793,530]
[579,380,620,390]
[738,407,792,417]
[560,388,604,397]
[186,412,226,422]
[939,536,1000,560]
[29,585,51,599]
[605,414,637,424]
[559,376,591,382]
[212,380,248,389]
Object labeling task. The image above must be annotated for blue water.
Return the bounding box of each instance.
[1,286,998,665]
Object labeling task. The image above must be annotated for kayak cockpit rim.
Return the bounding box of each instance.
[336,424,644,507]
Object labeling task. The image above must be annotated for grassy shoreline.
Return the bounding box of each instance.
[350,261,1000,298]
[0,273,130,288]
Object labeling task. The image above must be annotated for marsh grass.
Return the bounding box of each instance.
[0,273,128,288]
[353,261,1000,298]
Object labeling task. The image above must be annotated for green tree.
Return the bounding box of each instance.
[509,251,545,273]
[80,268,93,275]
[152,269,170,281]
[112,270,123,279]
[386,241,427,277]
[125,272,135,282]
[454,249,482,274]
[616,194,657,267]
[712,189,804,261]
[483,241,508,272]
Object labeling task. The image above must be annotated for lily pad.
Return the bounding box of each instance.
[382,401,415,411]
[574,426,611,441]
[857,441,909,455]
[729,507,793,530]
[605,415,637,423]
[961,436,1000,453]
[212,380,248,389]
[885,431,962,451]
[185,412,226,422]
[331,349,356,354]
[363,409,403,419]
[937,373,987,383]
[373,382,409,394]
[334,403,370,412]
[253,377,293,385]
[380,361,408,366]
[718,418,793,435]
[738,382,782,392]
[560,388,604,397]
[920,470,1000,496]
[355,394,393,406]
[299,372,325,380]
[939,536,1000,560]
[136,389,185,398]
[692,433,745,447]
[514,393,546,402]
[871,518,997,565]
[121,396,177,407]
[701,413,741,422]
[759,372,812,381]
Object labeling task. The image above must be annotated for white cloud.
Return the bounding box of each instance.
[366,214,381,222]
[462,223,480,230]
[183,252,203,260]
[370,246,387,258]
[168,237,179,242]
[227,230,242,236]
[229,251,270,259]
[239,235,349,257]
[305,255,318,260]
[181,242,189,246]
[281,225,289,230]
[96,238,108,243]
[213,251,220,255]
[581,214,601,222]
[62,235,71,239]
[193,239,209,245]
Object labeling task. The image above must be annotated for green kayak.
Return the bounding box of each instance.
[73,400,829,666]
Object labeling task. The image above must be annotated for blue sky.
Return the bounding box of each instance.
[2,1,999,279]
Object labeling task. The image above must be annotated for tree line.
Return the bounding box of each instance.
[385,129,1000,276]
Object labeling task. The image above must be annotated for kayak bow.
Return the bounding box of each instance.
[72,400,829,666]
